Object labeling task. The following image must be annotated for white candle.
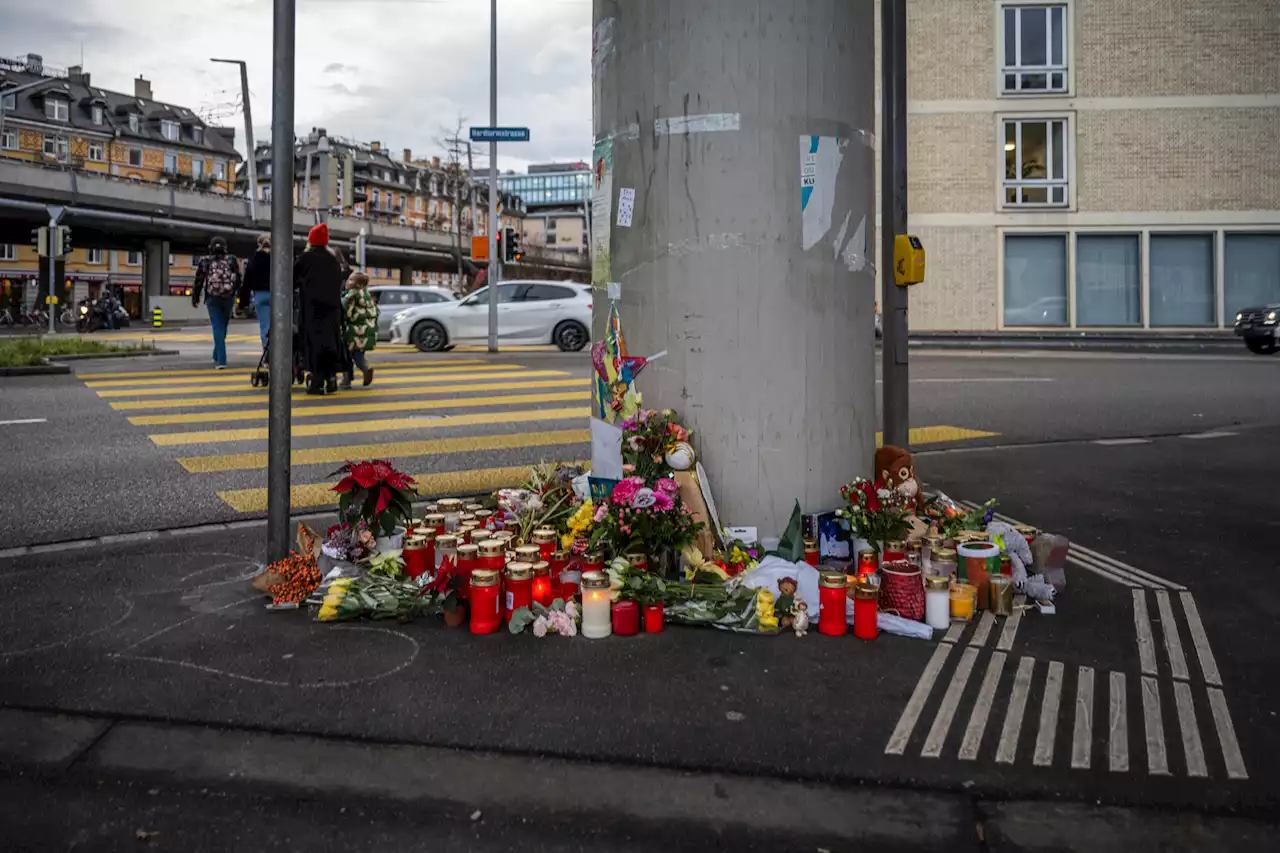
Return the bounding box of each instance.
[580,571,612,639]
[925,576,951,630]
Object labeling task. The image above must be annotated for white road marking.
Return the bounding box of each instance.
[1109,671,1129,773]
[885,642,953,755]
[1093,438,1152,446]
[1155,590,1190,681]
[1072,666,1095,770]
[1207,687,1248,781]
[1180,431,1238,440]
[1178,592,1222,687]
[1173,680,1208,777]
[968,612,996,648]
[1033,660,1065,767]
[877,377,1057,384]
[942,622,966,644]
[1132,589,1158,676]
[1068,552,1157,589]
[0,418,48,426]
[996,595,1027,651]
[996,656,1035,764]
[1068,556,1141,588]
[960,651,1007,761]
[1141,676,1170,775]
[923,646,980,758]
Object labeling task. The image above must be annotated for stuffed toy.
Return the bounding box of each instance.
[986,520,1033,585]
[874,445,920,508]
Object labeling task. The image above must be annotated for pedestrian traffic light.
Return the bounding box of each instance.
[55,225,72,257]
[33,227,48,256]
[504,227,521,262]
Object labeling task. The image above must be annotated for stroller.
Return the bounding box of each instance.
[250,291,306,388]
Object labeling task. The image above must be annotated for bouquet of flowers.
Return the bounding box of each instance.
[621,408,692,482]
[591,475,703,557]
[605,558,777,633]
[331,459,417,537]
[322,522,377,563]
[263,551,322,606]
[835,477,912,554]
[508,598,579,637]
[496,461,585,543]
[921,494,998,539]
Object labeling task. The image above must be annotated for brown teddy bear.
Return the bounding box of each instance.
[874,445,929,543]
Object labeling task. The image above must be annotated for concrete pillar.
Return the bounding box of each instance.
[143,239,169,314]
[593,0,877,532]
[399,265,413,287]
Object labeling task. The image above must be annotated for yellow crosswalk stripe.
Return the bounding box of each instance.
[95,368,570,398]
[217,461,588,513]
[108,377,591,410]
[130,391,591,425]
[85,362,526,387]
[150,406,590,446]
[876,426,999,446]
[77,359,487,380]
[180,428,589,473]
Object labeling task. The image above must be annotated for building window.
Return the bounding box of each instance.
[128,148,143,167]
[1003,234,1067,326]
[1075,234,1140,327]
[168,254,175,267]
[261,185,272,201]
[214,160,227,180]
[263,162,272,177]
[1150,234,1215,327]
[1,129,16,150]
[0,244,15,261]
[88,143,105,162]
[44,135,68,161]
[1,90,14,110]
[161,120,179,141]
[128,113,140,133]
[126,251,142,266]
[1001,3,1068,94]
[44,98,69,121]
[1225,233,1280,319]
[192,158,203,179]
[1003,117,1069,207]
[371,188,381,207]
[193,126,204,144]
[163,153,178,173]
[87,248,105,265]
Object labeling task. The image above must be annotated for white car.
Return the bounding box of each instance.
[369,285,457,341]
[389,280,592,352]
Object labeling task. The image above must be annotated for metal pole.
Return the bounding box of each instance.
[266,0,296,562]
[211,60,258,222]
[487,0,499,353]
[880,0,910,449]
[47,215,57,334]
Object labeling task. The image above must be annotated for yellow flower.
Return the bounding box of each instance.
[318,605,338,621]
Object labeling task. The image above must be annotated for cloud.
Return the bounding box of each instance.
[0,0,593,169]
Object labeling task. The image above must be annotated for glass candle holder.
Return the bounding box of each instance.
[464,502,485,512]
[532,528,558,561]
[459,513,478,528]
[584,551,605,574]
[1015,524,1038,548]
[907,542,922,568]
[558,570,582,601]
[853,580,880,640]
[950,583,977,622]
[857,550,878,577]
[531,560,552,607]
[818,571,849,637]
[988,575,1015,616]
[548,548,569,599]
[882,540,907,563]
[435,535,459,571]
[803,538,819,567]
[503,561,533,623]
[514,544,541,568]
[456,544,479,600]
[624,551,648,570]
[644,603,664,633]
[581,571,612,639]
[403,535,434,579]
[477,538,506,571]
[474,509,494,530]
[925,575,951,630]
[958,541,1001,610]
[437,498,463,531]
[931,548,958,579]
[469,569,501,635]
[423,513,447,535]
[612,600,640,636]
[922,535,945,575]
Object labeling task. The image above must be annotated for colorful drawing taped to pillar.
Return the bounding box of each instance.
[591,138,613,286]
[800,135,846,251]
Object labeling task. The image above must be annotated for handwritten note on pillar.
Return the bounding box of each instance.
[616,188,635,227]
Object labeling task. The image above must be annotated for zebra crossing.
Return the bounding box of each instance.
[884,587,1248,782]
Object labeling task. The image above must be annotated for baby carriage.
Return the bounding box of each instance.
[250,291,305,388]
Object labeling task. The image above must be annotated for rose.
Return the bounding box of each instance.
[655,478,680,495]
[631,488,656,509]
[651,492,674,512]
[611,479,640,505]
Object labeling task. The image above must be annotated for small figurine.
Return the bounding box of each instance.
[792,600,810,637]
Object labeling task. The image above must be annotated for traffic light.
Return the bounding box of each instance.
[54,225,72,257]
[32,226,48,256]
[504,227,521,262]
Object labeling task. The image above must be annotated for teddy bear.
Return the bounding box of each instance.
[875,445,930,543]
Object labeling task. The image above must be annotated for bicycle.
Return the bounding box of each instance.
[0,308,13,327]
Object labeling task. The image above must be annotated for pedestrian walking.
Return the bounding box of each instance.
[240,233,272,348]
[340,271,377,389]
[293,223,344,395]
[192,236,242,369]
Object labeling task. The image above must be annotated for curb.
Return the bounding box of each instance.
[50,349,180,361]
[0,363,71,376]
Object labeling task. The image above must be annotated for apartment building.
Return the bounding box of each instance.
[491,162,591,255]
[894,0,1280,332]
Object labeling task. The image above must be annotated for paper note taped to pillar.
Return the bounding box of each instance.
[616,188,635,228]
[800,135,850,252]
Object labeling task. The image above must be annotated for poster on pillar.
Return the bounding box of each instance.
[799,135,866,272]
[591,137,613,286]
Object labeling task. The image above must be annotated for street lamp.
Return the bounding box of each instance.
[210,58,258,222]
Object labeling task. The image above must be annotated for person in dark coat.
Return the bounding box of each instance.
[293,223,345,395]
[240,233,272,348]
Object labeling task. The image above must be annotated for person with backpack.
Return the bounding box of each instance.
[192,236,242,369]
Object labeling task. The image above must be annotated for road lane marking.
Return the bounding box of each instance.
[77,359,488,379]
[150,407,590,446]
[995,595,1026,651]
[959,651,1006,761]
[1033,661,1065,767]
[1180,431,1238,440]
[108,377,590,410]
[1068,556,1141,588]
[1132,590,1158,676]
[130,390,592,425]
[1172,681,1207,777]
[995,656,1035,764]
[922,646,979,758]
[1093,438,1152,446]
[968,612,996,648]
[942,623,967,644]
[1178,592,1222,687]
[1109,672,1129,773]
[95,368,567,397]
[216,460,589,514]
[179,428,590,473]
[885,642,953,756]
[0,418,47,426]
[1068,552,1158,588]
[1071,666,1094,770]
[1141,676,1170,775]
[1206,687,1248,781]
[85,361,522,387]
[878,377,1056,384]
[1154,590,1190,681]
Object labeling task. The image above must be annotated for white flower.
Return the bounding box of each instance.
[527,495,544,512]
[631,488,656,508]
[564,599,579,619]
[876,488,891,500]
[628,436,645,451]
[532,616,548,638]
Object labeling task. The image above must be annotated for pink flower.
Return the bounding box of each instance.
[655,478,680,496]
[532,616,548,638]
[593,503,608,523]
[652,492,674,512]
[611,479,640,505]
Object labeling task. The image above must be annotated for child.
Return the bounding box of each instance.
[339,271,378,388]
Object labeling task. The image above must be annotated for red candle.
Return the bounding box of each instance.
[643,603,664,633]
[469,570,501,634]
[548,549,569,599]
[853,582,880,640]
[402,536,433,579]
[625,551,648,570]
[612,600,640,636]
[883,540,907,563]
[503,561,533,623]
[584,551,605,574]
[532,529,558,562]
[803,538,819,567]
[857,550,878,577]
[531,561,552,607]
[818,571,849,637]
[456,544,479,599]
[477,539,506,572]
[424,513,447,535]
[558,570,581,600]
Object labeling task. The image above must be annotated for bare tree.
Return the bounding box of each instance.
[436,113,472,287]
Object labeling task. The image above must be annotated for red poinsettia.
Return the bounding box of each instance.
[330,459,417,536]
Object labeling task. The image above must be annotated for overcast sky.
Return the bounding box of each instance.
[1,0,592,172]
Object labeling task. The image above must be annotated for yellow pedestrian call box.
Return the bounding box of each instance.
[893,234,926,286]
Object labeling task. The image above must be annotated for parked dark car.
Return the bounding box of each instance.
[1233,303,1280,354]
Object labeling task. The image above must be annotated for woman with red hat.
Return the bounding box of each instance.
[293,223,345,394]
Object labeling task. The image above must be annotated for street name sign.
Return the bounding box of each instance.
[470,127,531,143]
